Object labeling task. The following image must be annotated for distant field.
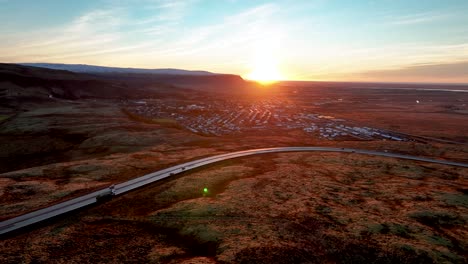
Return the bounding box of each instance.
[122,108,183,129]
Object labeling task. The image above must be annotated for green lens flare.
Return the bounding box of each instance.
[203,187,208,193]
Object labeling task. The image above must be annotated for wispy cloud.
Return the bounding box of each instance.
[356,61,468,83]
[0,0,195,63]
[109,3,282,71]
[168,3,279,46]
[292,42,468,81]
[0,0,284,74]
[0,8,124,61]
[133,0,192,25]
[388,11,449,25]
[2,1,468,82]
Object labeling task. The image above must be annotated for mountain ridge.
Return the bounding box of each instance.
[20,63,221,76]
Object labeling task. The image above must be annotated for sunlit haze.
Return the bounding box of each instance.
[2,2,468,260]
[1,0,468,83]
[246,40,284,84]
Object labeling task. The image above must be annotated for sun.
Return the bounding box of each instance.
[246,53,284,85]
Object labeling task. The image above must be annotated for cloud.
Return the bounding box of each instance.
[0,0,285,74]
[4,0,465,82]
[388,12,448,25]
[132,0,192,25]
[291,42,468,82]
[357,61,468,83]
[0,8,126,61]
[125,3,282,71]
[0,0,195,63]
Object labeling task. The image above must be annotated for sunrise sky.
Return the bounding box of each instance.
[1,0,468,83]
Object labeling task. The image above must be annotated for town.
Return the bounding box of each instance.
[124,99,407,141]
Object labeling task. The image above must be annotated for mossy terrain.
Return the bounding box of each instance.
[1,72,468,263]
[121,108,183,129]
[2,153,466,263]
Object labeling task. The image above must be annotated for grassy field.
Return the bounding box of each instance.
[0,115,11,122]
[121,108,183,129]
[1,83,468,263]
[2,152,466,263]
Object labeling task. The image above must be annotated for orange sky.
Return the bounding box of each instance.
[1,1,468,83]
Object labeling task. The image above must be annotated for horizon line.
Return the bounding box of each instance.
[5,61,468,86]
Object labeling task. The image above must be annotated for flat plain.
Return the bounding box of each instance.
[0,65,467,263]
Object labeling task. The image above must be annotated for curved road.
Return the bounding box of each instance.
[1,147,467,235]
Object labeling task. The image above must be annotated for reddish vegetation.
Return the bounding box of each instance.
[1,153,466,263]
[308,87,468,142]
[1,65,467,263]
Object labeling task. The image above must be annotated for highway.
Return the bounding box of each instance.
[1,147,467,235]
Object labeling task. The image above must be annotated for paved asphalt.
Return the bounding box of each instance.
[1,147,467,235]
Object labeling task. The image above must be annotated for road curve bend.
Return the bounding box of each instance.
[1,147,467,235]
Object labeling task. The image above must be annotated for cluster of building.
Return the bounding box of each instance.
[304,123,404,141]
[125,99,407,141]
